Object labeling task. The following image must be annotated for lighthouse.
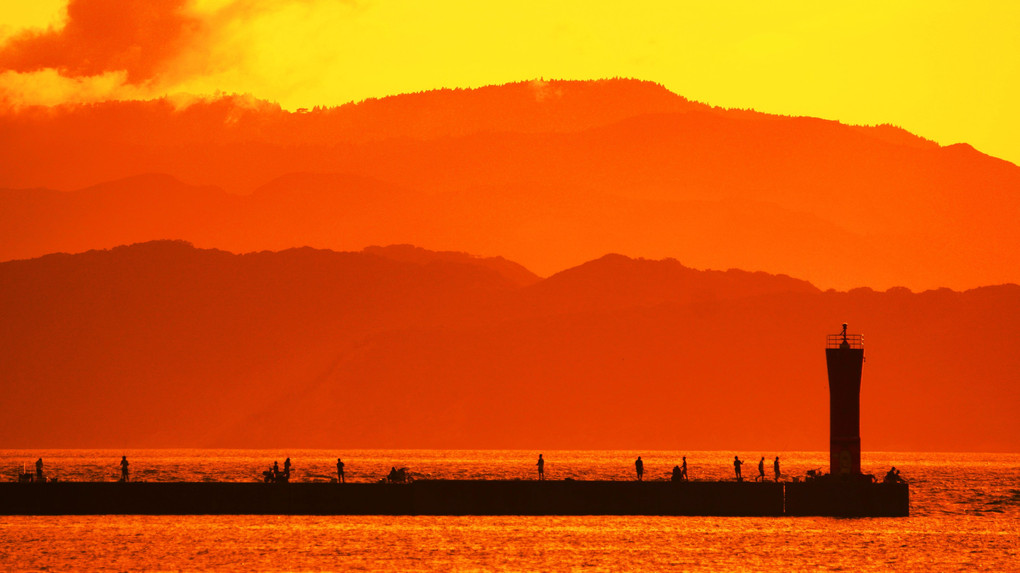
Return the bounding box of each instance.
[825,323,864,476]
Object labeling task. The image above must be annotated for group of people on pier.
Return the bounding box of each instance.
[884,467,905,484]
[731,455,783,482]
[263,457,349,483]
[20,455,905,484]
[535,454,779,482]
[670,457,689,481]
[25,456,130,483]
[263,458,294,483]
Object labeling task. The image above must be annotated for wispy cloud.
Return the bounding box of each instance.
[0,0,344,107]
[0,0,200,83]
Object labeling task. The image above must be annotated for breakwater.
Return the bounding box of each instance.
[0,480,907,517]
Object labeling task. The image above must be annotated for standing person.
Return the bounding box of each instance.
[337,458,345,483]
[681,456,688,481]
[284,458,292,480]
[773,457,781,482]
[733,456,743,481]
[120,456,129,482]
[35,458,44,482]
[757,457,765,482]
[272,461,280,482]
[635,456,644,481]
[537,454,545,480]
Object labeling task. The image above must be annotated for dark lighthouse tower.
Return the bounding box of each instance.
[825,323,864,476]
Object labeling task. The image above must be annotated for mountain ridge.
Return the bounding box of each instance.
[2,78,1018,291]
[1,241,1016,452]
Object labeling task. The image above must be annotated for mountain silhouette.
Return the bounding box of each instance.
[363,244,540,287]
[2,79,1017,291]
[1,242,1016,452]
[523,254,819,314]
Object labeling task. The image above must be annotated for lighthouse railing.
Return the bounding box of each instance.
[826,334,864,349]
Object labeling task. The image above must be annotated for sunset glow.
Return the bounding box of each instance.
[1,0,1018,165]
[2,2,1019,570]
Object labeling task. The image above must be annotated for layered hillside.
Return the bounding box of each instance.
[2,242,1016,452]
[2,79,1018,290]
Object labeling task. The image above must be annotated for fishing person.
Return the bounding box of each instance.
[757,457,765,482]
[774,456,781,482]
[733,455,743,481]
[635,456,644,481]
[884,467,905,484]
[337,458,345,483]
[537,454,545,480]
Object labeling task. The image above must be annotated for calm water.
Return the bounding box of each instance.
[1,450,1018,571]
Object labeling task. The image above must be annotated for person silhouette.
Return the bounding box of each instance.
[681,456,688,481]
[773,457,781,482]
[733,456,743,481]
[284,458,292,480]
[884,466,904,484]
[35,458,44,482]
[120,456,129,482]
[537,454,545,480]
[337,458,345,483]
[672,465,682,481]
[272,461,280,482]
[635,456,644,481]
[757,457,765,482]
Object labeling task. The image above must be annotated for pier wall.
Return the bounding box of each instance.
[786,481,909,517]
[0,480,906,517]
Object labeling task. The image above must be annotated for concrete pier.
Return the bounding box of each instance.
[786,480,909,517]
[0,479,906,517]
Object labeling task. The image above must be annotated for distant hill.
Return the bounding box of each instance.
[523,254,819,314]
[1,78,1018,290]
[1,242,1016,452]
[363,244,540,287]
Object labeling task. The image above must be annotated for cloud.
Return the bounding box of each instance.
[0,68,143,107]
[0,0,355,108]
[529,79,562,102]
[0,0,273,108]
[0,0,200,83]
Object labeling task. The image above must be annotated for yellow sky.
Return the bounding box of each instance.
[2,0,1018,165]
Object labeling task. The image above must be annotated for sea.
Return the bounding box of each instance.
[1,449,1017,572]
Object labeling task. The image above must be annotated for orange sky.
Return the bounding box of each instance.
[1,0,1018,166]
